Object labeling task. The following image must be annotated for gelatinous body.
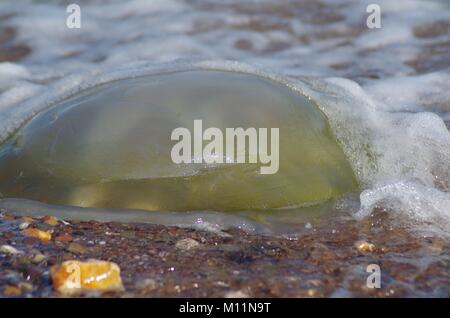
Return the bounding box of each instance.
[0,70,357,212]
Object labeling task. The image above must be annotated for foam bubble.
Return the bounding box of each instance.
[358,182,450,238]
[302,75,450,236]
[364,72,450,120]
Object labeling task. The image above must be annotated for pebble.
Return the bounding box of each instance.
[224,290,250,298]
[3,285,22,296]
[18,282,33,292]
[215,281,230,287]
[19,222,30,230]
[136,278,157,290]
[42,215,59,226]
[0,244,24,255]
[67,243,88,254]
[356,241,376,253]
[21,228,52,242]
[51,260,124,296]
[31,253,47,264]
[175,238,200,251]
[55,233,73,243]
[20,216,35,223]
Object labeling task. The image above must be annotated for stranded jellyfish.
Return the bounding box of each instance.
[0,70,358,213]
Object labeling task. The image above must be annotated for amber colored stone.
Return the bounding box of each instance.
[42,215,59,226]
[356,241,376,253]
[21,228,52,242]
[3,285,22,296]
[51,260,124,296]
[55,234,73,243]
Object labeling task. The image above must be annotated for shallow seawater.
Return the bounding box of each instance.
[0,0,449,240]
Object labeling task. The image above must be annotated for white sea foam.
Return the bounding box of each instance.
[364,72,450,120]
[0,0,449,236]
[358,182,450,237]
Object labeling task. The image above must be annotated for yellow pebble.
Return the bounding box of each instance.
[42,215,59,226]
[356,241,376,253]
[21,228,52,242]
[51,260,124,296]
[3,285,22,296]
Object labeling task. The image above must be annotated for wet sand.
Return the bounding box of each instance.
[1,209,449,297]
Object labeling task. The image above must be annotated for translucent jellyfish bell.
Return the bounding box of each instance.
[0,70,358,213]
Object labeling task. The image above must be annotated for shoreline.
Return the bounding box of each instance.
[1,209,448,297]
